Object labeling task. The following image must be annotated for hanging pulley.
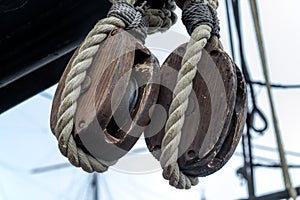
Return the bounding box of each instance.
[145,42,247,177]
[50,0,247,185]
[50,28,160,163]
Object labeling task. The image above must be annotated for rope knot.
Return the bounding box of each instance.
[108,1,147,41]
[182,0,220,37]
[204,0,219,9]
[144,0,177,34]
[145,7,177,34]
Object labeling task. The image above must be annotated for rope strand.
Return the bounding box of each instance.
[145,0,177,34]
[54,0,145,173]
[54,0,178,173]
[160,0,220,189]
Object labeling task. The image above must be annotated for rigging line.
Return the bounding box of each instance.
[224,0,235,61]
[31,163,71,174]
[253,163,300,169]
[231,0,251,83]
[250,81,300,89]
[231,0,259,197]
[87,175,95,200]
[231,0,268,135]
[245,131,256,198]
[254,144,300,158]
[235,151,276,163]
[92,173,98,200]
[235,152,300,166]
[249,0,297,199]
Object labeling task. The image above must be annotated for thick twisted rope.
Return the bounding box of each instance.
[145,0,177,34]
[54,0,146,173]
[108,1,148,40]
[159,0,220,189]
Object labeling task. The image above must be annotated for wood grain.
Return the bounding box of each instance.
[145,42,243,176]
[184,64,247,177]
[51,29,160,162]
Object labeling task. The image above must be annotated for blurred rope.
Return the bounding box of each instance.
[160,0,220,189]
[231,0,268,136]
[250,81,300,89]
[249,0,297,199]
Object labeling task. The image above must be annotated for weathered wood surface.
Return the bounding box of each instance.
[182,64,247,177]
[51,29,160,162]
[145,42,246,177]
[194,66,247,176]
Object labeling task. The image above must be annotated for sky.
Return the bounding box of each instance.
[1,0,300,199]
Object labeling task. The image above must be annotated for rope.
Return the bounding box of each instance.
[250,81,300,89]
[54,0,178,173]
[54,0,146,173]
[159,0,220,189]
[108,2,147,41]
[145,0,177,34]
[176,0,218,10]
[182,1,219,36]
[249,0,297,199]
[110,0,177,34]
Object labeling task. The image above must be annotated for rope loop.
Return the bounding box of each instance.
[145,0,177,34]
[159,0,220,189]
[54,0,179,174]
[204,0,219,9]
[182,0,220,37]
[108,1,147,41]
[54,0,141,173]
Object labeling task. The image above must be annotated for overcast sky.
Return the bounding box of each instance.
[1,0,300,199]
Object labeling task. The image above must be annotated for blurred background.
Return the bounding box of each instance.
[1,0,300,199]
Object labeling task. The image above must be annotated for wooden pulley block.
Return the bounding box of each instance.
[51,29,160,162]
[145,42,247,177]
[186,65,247,177]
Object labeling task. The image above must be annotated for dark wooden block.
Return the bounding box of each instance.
[145,42,246,177]
[51,29,160,162]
